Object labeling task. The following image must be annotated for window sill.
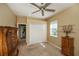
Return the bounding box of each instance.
[50,35,58,38]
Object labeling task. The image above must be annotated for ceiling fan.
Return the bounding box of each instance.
[30,3,55,16]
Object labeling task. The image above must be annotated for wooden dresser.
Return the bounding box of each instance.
[0,26,18,56]
[61,36,74,56]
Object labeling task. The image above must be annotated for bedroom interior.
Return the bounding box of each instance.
[0,3,79,56]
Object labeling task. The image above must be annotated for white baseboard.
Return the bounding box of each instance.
[48,41,61,50]
[27,41,47,46]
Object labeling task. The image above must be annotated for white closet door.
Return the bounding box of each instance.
[29,23,47,45]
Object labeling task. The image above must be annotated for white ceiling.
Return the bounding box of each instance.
[7,3,75,19]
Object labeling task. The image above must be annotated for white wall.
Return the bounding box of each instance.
[0,4,16,27]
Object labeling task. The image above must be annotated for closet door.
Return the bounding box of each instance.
[29,23,47,45]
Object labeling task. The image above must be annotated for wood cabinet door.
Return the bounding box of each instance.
[61,37,74,56]
[0,30,3,55]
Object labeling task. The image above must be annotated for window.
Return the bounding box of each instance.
[50,20,58,37]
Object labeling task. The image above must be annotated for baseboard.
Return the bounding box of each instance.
[27,41,47,46]
[47,41,61,50]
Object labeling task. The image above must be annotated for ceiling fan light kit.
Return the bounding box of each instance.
[30,3,55,16]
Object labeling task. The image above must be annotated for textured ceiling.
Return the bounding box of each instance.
[7,3,75,19]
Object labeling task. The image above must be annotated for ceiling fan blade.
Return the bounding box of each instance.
[32,10,40,14]
[41,10,44,16]
[45,9,55,12]
[30,3,41,9]
[43,3,51,9]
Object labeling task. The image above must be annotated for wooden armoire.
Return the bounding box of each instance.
[61,36,74,56]
[0,26,19,56]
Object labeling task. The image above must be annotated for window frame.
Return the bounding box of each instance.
[50,20,58,38]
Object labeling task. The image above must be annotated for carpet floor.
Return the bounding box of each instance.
[18,42,63,56]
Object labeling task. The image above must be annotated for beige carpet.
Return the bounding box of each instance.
[18,42,63,56]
